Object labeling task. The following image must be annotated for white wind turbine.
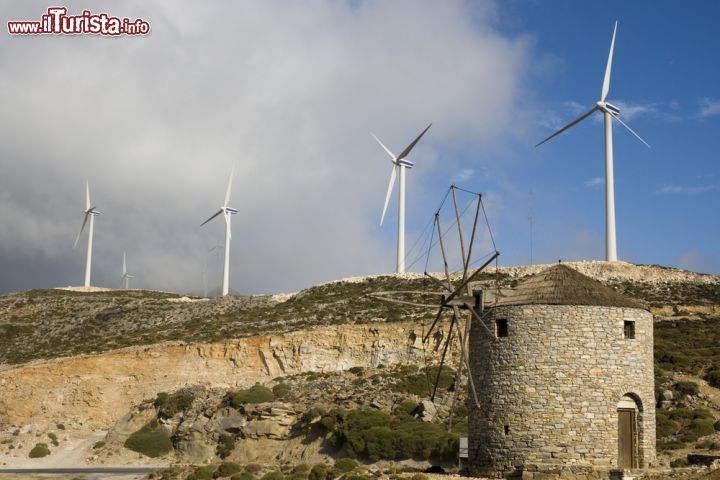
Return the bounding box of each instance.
[373,123,432,273]
[201,165,237,297]
[121,252,134,289]
[73,180,100,288]
[536,21,650,262]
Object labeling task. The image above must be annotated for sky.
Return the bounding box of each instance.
[0,0,718,295]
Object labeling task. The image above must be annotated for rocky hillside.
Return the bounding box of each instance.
[1,261,720,473]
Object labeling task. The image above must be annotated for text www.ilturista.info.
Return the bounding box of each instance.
[7,7,150,36]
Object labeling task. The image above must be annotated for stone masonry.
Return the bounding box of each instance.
[468,303,655,478]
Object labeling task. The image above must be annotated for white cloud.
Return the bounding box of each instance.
[583,177,604,189]
[656,184,719,195]
[0,0,530,294]
[610,101,659,121]
[451,168,475,183]
[697,97,720,118]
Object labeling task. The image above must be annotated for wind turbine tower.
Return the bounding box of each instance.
[201,166,237,296]
[121,252,134,289]
[373,123,432,273]
[73,181,100,288]
[536,22,649,262]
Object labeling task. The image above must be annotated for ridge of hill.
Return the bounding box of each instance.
[0,262,719,366]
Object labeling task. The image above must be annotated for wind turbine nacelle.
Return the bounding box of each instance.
[597,101,620,116]
[225,207,239,214]
[397,159,414,168]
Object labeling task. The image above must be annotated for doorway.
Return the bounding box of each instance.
[617,395,639,468]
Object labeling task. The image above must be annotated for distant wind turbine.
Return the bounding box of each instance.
[121,252,134,289]
[73,180,100,288]
[373,123,432,273]
[201,165,237,296]
[536,21,650,262]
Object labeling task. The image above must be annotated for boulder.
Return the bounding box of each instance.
[417,400,438,422]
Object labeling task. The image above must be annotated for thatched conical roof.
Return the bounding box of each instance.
[493,264,645,309]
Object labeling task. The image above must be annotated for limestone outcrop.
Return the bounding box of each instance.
[0,322,425,429]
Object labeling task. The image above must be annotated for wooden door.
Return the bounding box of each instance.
[618,409,636,468]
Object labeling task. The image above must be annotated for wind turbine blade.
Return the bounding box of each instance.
[611,114,651,148]
[396,123,432,160]
[224,164,235,207]
[380,166,397,226]
[601,21,618,102]
[201,209,224,226]
[371,133,396,160]
[123,252,127,275]
[73,213,89,249]
[535,106,598,147]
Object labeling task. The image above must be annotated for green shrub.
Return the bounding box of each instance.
[48,432,59,446]
[244,464,263,475]
[348,367,364,376]
[288,464,310,480]
[411,475,428,480]
[656,411,680,439]
[225,385,274,407]
[308,464,329,480]
[231,474,256,480]
[706,369,720,388]
[345,476,369,480]
[272,383,291,400]
[674,381,699,396]
[715,420,720,432]
[154,392,169,408]
[393,400,418,418]
[187,465,216,480]
[217,462,243,477]
[154,391,195,419]
[657,440,684,450]
[123,420,173,458]
[679,419,715,443]
[670,458,688,468]
[56,423,65,430]
[29,442,50,458]
[260,472,284,480]
[697,439,720,450]
[92,441,106,449]
[217,433,235,459]
[668,408,696,421]
[391,365,455,396]
[333,458,358,473]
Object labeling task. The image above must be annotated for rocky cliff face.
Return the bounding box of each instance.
[0,322,428,429]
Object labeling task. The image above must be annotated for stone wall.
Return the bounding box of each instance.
[468,305,655,477]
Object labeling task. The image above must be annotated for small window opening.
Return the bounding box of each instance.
[624,321,635,339]
[495,319,508,338]
[504,425,510,435]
